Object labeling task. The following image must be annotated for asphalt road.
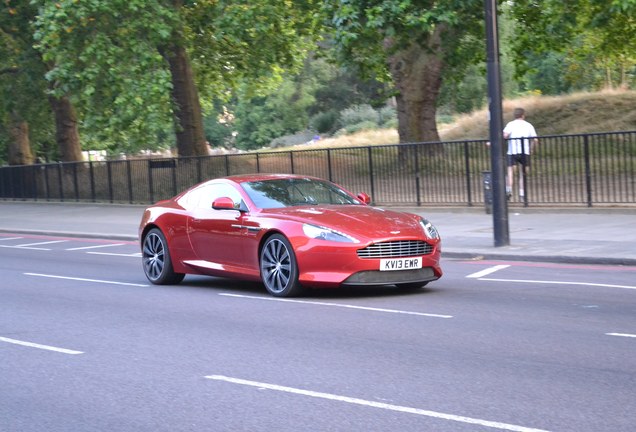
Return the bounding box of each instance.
[1,233,635,432]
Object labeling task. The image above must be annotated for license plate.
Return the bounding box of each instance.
[380,257,423,271]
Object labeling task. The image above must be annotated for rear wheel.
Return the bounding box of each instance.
[260,234,303,297]
[142,228,185,285]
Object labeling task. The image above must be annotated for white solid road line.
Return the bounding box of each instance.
[0,336,83,355]
[24,273,148,287]
[0,240,68,250]
[219,293,453,318]
[86,252,141,257]
[606,333,636,338]
[66,243,125,251]
[466,265,510,279]
[479,277,636,290]
[15,240,67,248]
[205,375,550,432]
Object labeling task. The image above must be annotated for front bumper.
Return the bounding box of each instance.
[341,266,438,286]
[294,239,442,288]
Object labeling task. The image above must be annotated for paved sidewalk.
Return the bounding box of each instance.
[1,201,635,266]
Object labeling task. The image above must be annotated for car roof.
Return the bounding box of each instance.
[216,173,323,185]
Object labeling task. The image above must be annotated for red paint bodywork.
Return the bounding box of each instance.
[139,174,442,289]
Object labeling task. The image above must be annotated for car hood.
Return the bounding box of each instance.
[260,205,429,240]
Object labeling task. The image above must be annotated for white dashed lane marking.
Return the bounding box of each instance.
[219,293,453,318]
[0,336,83,355]
[205,375,551,432]
[466,265,510,278]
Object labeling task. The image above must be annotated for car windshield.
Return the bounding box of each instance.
[242,178,362,209]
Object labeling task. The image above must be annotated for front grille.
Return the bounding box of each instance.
[343,267,437,285]
[356,240,433,259]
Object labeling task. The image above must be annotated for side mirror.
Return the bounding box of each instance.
[357,192,371,205]
[212,197,236,210]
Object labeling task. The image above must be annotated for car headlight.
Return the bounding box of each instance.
[303,224,359,243]
[419,218,440,239]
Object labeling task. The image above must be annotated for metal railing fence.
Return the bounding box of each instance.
[1,131,635,207]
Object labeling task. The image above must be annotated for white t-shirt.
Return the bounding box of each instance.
[503,119,537,155]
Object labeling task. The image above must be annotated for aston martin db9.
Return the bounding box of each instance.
[139,174,442,297]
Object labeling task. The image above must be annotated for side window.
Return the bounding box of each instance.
[178,186,206,210]
[180,183,244,210]
[198,184,243,209]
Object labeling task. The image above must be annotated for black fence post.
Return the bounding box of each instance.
[414,145,421,206]
[172,159,178,197]
[584,134,592,207]
[89,161,96,202]
[126,160,133,203]
[31,165,37,200]
[290,151,295,174]
[44,166,51,200]
[57,163,64,201]
[464,141,472,206]
[107,161,114,203]
[521,137,529,207]
[148,160,154,204]
[367,146,375,202]
[73,163,79,201]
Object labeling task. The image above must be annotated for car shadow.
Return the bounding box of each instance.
[180,275,438,299]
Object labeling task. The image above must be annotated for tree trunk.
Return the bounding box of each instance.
[49,95,83,162]
[165,44,208,157]
[8,112,34,165]
[387,27,445,145]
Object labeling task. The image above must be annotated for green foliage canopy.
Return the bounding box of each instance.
[31,0,323,155]
[1,1,55,161]
[510,0,635,89]
[323,0,485,81]
[32,0,177,154]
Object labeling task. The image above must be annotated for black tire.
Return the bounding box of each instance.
[396,281,429,290]
[142,228,185,285]
[260,234,303,297]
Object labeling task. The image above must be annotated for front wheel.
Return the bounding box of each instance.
[260,234,303,297]
[142,228,185,285]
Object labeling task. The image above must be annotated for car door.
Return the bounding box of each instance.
[186,183,248,272]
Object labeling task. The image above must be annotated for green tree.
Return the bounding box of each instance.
[204,55,390,149]
[234,75,316,150]
[33,0,322,158]
[33,0,177,157]
[0,0,71,165]
[510,0,635,90]
[323,0,486,144]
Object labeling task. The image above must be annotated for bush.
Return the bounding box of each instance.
[342,120,379,135]
[269,131,315,148]
[377,106,397,128]
[310,110,339,134]
[339,104,379,129]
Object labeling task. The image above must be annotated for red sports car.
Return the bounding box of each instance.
[139,174,442,297]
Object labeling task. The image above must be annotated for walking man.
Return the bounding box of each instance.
[503,107,538,200]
